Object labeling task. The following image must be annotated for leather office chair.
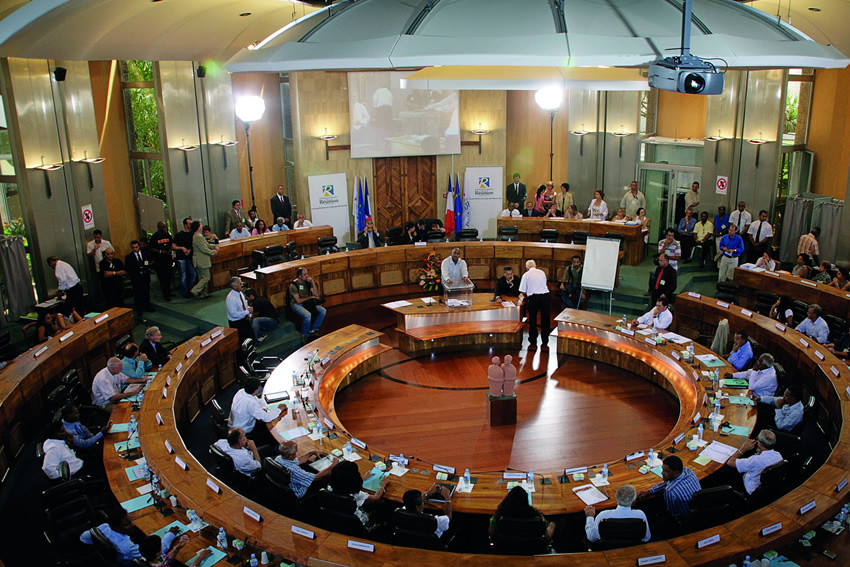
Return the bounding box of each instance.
[749,459,791,507]
[262,457,300,513]
[491,516,550,555]
[114,334,132,355]
[240,338,281,373]
[426,230,445,243]
[44,496,101,566]
[209,442,245,486]
[825,313,847,343]
[604,232,626,250]
[497,226,519,242]
[46,384,69,413]
[345,242,362,251]
[387,226,404,245]
[591,517,647,550]
[715,282,739,305]
[87,526,119,565]
[264,244,286,266]
[457,228,479,241]
[317,236,339,255]
[313,489,365,537]
[286,241,299,261]
[684,485,747,531]
[791,300,809,324]
[571,230,588,246]
[210,399,230,438]
[753,291,778,316]
[392,508,442,550]
[539,229,559,243]
[250,249,266,269]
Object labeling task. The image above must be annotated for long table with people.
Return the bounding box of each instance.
[496,217,646,265]
[105,289,850,566]
[733,266,850,319]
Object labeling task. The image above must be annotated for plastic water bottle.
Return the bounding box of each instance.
[128,415,137,438]
[143,463,151,482]
[688,342,695,359]
[621,314,627,327]
[648,448,656,463]
[344,441,352,457]
[742,555,751,567]
[527,469,534,486]
[464,468,471,487]
[292,370,297,386]
[217,527,227,549]
[249,553,258,567]
[137,389,144,406]
[714,399,721,417]
[697,423,704,441]
[601,464,608,480]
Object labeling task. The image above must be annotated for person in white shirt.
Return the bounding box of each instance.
[272,217,291,232]
[518,259,551,352]
[585,484,650,543]
[725,429,782,494]
[293,213,313,229]
[633,296,673,330]
[746,209,773,263]
[47,255,84,315]
[225,276,254,344]
[91,357,146,407]
[728,201,752,236]
[402,485,452,538]
[441,248,470,286]
[86,229,113,273]
[42,421,84,479]
[499,203,522,218]
[795,303,830,344]
[214,428,262,477]
[229,378,281,443]
[723,353,778,398]
[229,221,251,240]
[754,251,776,271]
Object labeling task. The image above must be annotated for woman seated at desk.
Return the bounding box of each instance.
[754,251,776,271]
[488,485,556,542]
[35,310,59,343]
[251,219,271,235]
[812,261,834,284]
[769,296,795,326]
[611,207,628,222]
[635,207,651,243]
[541,203,560,219]
[829,266,850,291]
[791,253,811,279]
[564,204,583,220]
[328,461,387,530]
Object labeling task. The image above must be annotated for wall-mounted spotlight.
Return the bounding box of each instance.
[469,123,490,155]
[176,141,199,174]
[317,129,338,161]
[74,151,106,189]
[196,65,206,79]
[746,133,769,167]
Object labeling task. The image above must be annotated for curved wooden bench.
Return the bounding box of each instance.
[733,267,850,319]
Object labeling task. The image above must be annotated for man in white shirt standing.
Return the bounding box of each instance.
[518,259,551,352]
[728,201,752,237]
[441,248,471,286]
[746,209,773,263]
[499,203,522,218]
[230,378,281,445]
[632,296,673,330]
[226,276,254,344]
[91,357,146,408]
[86,229,113,273]
[725,429,782,495]
[47,255,85,315]
[585,484,650,543]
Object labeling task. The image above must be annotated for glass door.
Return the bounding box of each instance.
[639,165,702,243]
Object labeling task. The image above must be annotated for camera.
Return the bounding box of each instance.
[648,55,725,95]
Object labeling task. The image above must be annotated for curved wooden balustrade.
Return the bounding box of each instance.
[733,266,850,319]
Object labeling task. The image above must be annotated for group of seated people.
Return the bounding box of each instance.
[227,212,315,240]
[33,302,83,344]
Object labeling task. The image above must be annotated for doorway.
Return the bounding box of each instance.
[372,156,437,230]
[639,165,702,243]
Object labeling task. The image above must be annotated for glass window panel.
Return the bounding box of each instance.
[121,60,155,83]
[123,88,160,153]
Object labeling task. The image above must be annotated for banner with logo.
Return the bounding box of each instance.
[463,166,503,239]
[308,172,350,241]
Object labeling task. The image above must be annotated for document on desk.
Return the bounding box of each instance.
[661,332,690,345]
[637,328,655,336]
[728,396,755,406]
[572,484,607,506]
[699,441,737,464]
[280,426,310,440]
[383,300,413,309]
[501,301,516,308]
[695,354,725,367]
[420,297,437,305]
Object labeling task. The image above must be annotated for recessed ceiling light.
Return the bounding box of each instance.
[240,12,252,17]
[808,7,821,11]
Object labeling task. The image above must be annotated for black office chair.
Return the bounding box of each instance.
[114,334,132,354]
[313,489,365,537]
[262,457,300,513]
[44,496,101,566]
[426,230,446,243]
[498,226,519,242]
[772,430,802,462]
[250,249,266,269]
[209,442,246,485]
[46,384,70,413]
[490,516,550,555]
[457,228,479,242]
[539,229,559,243]
[591,517,647,550]
[791,300,809,324]
[683,485,747,531]
[392,508,442,550]
[571,230,588,246]
[286,240,299,261]
[604,232,626,250]
[264,244,286,266]
[715,282,739,305]
[317,236,339,255]
[210,399,230,438]
[825,314,847,343]
[345,242,362,251]
[749,459,791,507]
[772,362,785,389]
[240,338,281,373]
[753,291,779,316]
[87,526,118,565]
[387,226,404,245]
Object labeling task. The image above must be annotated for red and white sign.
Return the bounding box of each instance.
[715,176,728,195]
[81,204,95,229]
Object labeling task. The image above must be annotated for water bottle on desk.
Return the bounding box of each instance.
[249,553,258,567]
[143,463,151,482]
[687,342,695,360]
[526,469,534,487]
[742,555,751,567]
[344,441,352,458]
[601,464,608,480]
[128,415,137,439]
[648,448,656,464]
[697,423,704,441]
[217,527,228,549]
[463,468,471,488]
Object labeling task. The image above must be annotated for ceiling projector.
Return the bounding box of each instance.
[648,55,725,95]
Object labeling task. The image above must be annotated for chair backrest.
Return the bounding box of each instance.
[61,368,79,385]
[791,300,809,323]
[571,230,588,245]
[45,495,98,547]
[262,457,291,488]
[88,526,118,563]
[392,508,440,549]
[42,478,88,510]
[539,229,559,243]
[492,516,549,555]
[714,291,737,305]
[264,244,286,266]
[498,225,518,241]
[759,459,791,492]
[345,242,362,251]
[317,236,338,247]
[772,430,802,458]
[250,249,266,269]
[46,384,69,412]
[685,485,746,531]
[209,443,236,478]
[825,314,846,342]
[114,334,132,354]
[597,517,646,546]
[210,399,230,437]
[716,281,740,294]
[315,489,364,536]
[457,228,479,241]
[285,241,298,260]
[425,230,445,243]
[604,232,626,251]
[387,226,404,242]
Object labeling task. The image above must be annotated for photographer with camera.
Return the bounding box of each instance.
[289,267,326,344]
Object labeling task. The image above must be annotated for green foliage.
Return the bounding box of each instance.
[124,60,154,82]
[126,88,160,153]
[784,92,798,135]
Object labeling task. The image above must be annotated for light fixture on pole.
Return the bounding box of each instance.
[535,86,563,180]
[234,95,266,211]
[317,128,337,161]
[470,123,490,155]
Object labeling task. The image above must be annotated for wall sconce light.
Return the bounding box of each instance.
[570,124,591,156]
[469,123,490,155]
[74,151,105,190]
[176,140,199,174]
[212,138,237,169]
[704,131,726,162]
[317,129,337,161]
[611,127,631,158]
[31,157,63,199]
[746,133,769,167]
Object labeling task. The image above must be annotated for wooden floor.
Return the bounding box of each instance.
[335,335,680,473]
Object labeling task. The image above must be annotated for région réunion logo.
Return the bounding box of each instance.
[478,177,490,190]
[322,185,335,196]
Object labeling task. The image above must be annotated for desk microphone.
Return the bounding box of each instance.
[335,429,374,462]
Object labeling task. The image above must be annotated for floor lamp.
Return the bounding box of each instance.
[234,96,266,211]
[535,87,563,181]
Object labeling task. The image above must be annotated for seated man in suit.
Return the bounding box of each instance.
[400,485,453,538]
[584,484,650,543]
[725,429,782,495]
[139,326,171,367]
[274,441,338,499]
[493,266,519,301]
[357,220,384,248]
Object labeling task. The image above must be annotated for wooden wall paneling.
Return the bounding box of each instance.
[215,343,236,391]
[316,254,349,296]
[372,157,404,231]
[376,247,407,287]
[406,156,437,222]
[523,245,554,279]
[463,244,494,282]
[348,249,377,291]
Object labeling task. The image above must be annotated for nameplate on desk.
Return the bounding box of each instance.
[696,534,720,548]
[503,472,526,480]
[200,338,212,348]
[323,417,335,430]
[95,313,109,323]
[637,555,666,566]
[836,477,848,493]
[644,338,656,346]
[846,386,850,400]
[799,500,816,515]
[693,371,699,381]
[161,387,167,399]
[741,309,753,317]
[389,454,409,466]
[716,301,730,309]
[801,279,818,287]
[175,456,187,470]
[321,356,331,366]
[673,433,686,444]
[775,323,786,332]
[34,346,48,358]
[671,351,681,360]
[831,366,840,377]
[564,466,588,475]
[693,412,701,424]
[210,330,222,339]
[433,464,455,474]
[166,376,171,386]
[761,522,782,536]
[164,440,174,454]
[243,506,262,522]
[765,271,780,277]
[347,540,374,552]
[184,349,193,359]
[350,437,366,450]
[155,412,163,426]
[175,362,183,373]
[414,241,426,246]
[814,350,825,361]
[688,292,701,299]
[620,328,635,336]
[206,478,221,494]
[59,331,74,342]
[291,525,315,539]
[625,451,645,461]
[799,338,809,348]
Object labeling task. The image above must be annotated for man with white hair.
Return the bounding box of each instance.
[518,259,551,352]
[723,353,777,398]
[584,484,650,543]
[91,357,147,407]
[796,303,830,345]
[726,429,782,495]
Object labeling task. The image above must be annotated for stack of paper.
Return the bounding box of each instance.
[699,441,737,463]
[573,484,607,506]
[383,300,413,309]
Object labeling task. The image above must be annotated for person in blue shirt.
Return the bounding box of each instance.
[756,385,804,432]
[718,223,744,282]
[80,508,142,567]
[677,207,697,263]
[727,330,754,371]
[637,455,701,535]
[121,343,152,379]
[61,405,111,452]
[713,205,730,269]
[796,303,830,344]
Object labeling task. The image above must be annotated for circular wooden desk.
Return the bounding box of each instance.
[117,288,850,566]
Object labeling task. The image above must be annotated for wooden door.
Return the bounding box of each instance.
[372,156,436,230]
